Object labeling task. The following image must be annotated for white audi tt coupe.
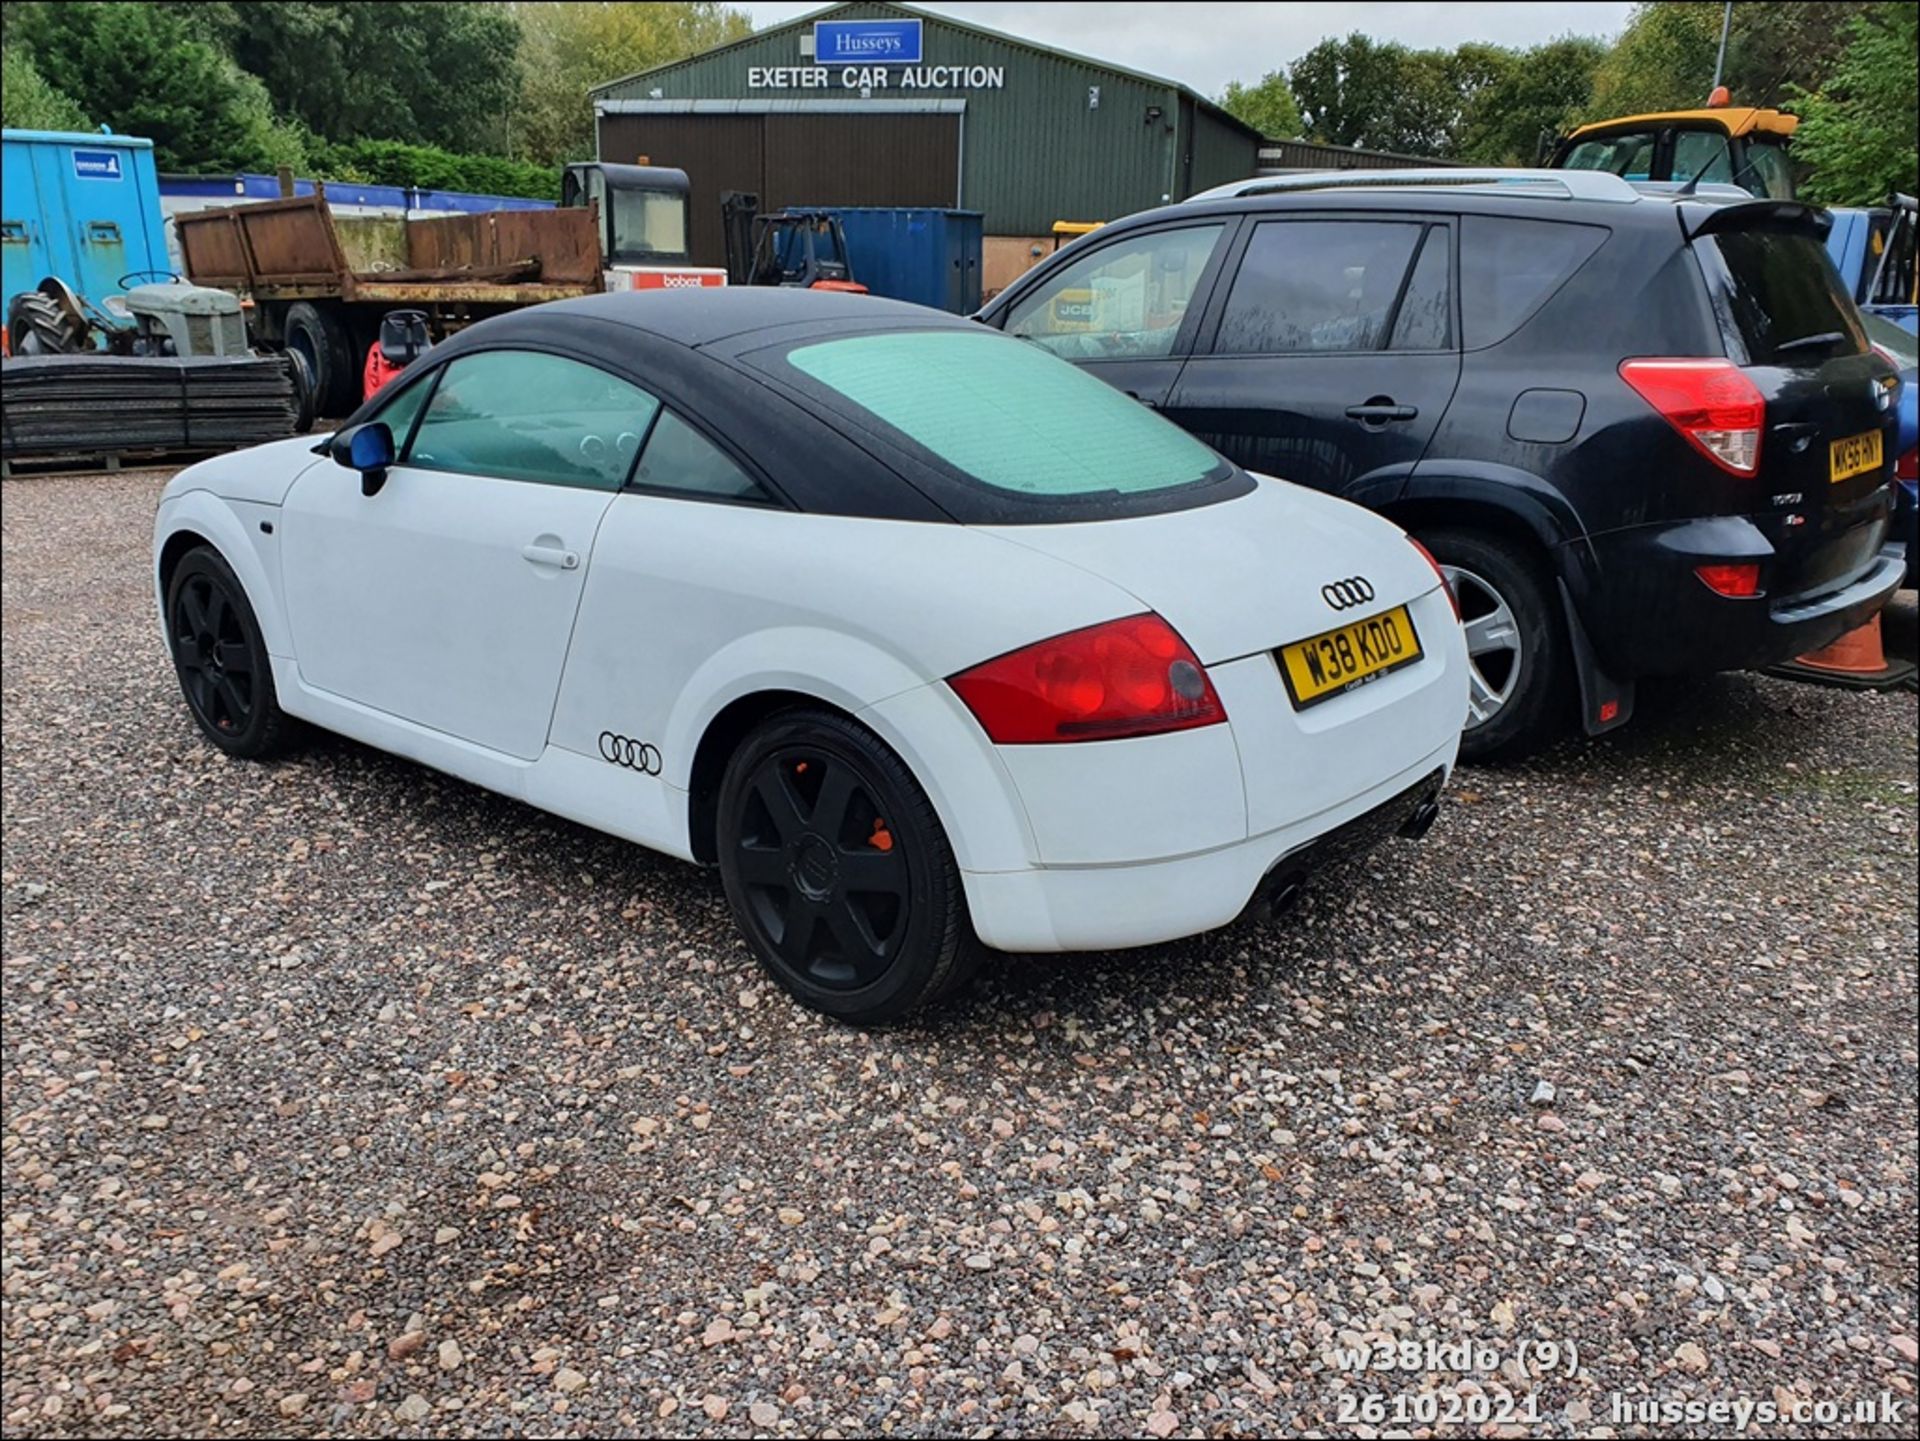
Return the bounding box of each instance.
[154,290,1467,1021]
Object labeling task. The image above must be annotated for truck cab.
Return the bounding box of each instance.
[1548,104,1797,200]
[560,163,725,291]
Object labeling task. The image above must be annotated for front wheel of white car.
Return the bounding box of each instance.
[716,709,978,1024]
[165,545,292,760]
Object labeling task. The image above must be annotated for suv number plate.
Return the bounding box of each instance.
[1830,429,1883,483]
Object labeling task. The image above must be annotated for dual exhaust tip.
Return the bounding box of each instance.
[1245,791,1443,925]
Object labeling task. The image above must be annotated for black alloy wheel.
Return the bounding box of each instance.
[735,746,909,986]
[716,710,976,1023]
[165,546,291,759]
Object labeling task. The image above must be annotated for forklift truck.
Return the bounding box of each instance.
[720,192,866,292]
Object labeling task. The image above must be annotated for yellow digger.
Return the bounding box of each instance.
[1545,89,1798,199]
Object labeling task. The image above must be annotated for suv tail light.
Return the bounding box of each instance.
[1695,562,1763,597]
[1897,447,1917,482]
[948,613,1225,744]
[1407,537,1460,619]
[1619,358,1765,476]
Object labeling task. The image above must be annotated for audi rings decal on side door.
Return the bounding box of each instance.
[598,732,662,774]
[1320,577,1376,610]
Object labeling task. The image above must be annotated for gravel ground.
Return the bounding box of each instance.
[3,469,1916,1439]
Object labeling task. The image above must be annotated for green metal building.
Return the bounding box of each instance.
[589,1,1262,285]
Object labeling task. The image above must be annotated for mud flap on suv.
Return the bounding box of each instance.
[1558,577,1635,735]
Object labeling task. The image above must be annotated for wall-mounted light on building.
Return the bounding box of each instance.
[649,87,664,99]
[1144,105,1163,126]
[1088,86,1100,110]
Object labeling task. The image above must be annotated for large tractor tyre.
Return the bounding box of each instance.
[284,348,319,434]
[283,302,358,418]
[7,286,89,355]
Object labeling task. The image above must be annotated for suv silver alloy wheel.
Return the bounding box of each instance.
[1440,564,1523,729]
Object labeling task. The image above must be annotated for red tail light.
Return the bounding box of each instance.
[1619,358,1765,476]
[948,613,1225,744]
[1407,537,1459,619]
[1695,562,1763,597]
[1898,447,1917,482]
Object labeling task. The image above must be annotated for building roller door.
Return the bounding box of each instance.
[599,103,962,268]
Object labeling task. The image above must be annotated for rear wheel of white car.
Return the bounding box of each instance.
[716,709,977,1024]
[165,546,291,760]
[1417,528,1567,762]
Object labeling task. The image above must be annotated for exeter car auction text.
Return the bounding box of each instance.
[747,65,1005,89]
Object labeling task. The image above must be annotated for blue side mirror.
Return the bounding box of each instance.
[330,421,395,495]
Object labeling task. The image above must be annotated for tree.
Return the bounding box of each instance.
[1725,2,1877,107]
[0,45,92,131]
[1287,32,1480,156]
[307,138,560,202]
[163,2,523,157]
[1793,1,1919,204]
[509,2,754,165]
[1388,46,1479,157]
[1455,36,1607,165]
[1219,70,1302,140]
[1585,2,1724,118]
[1289,33,1410,150]
[8,2,305,171]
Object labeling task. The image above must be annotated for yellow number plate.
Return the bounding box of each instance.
[1277,604,1423,710]
[1829,428,1883,483]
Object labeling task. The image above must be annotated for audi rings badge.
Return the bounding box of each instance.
[1320,576,1376,611]
[598,731,662,775]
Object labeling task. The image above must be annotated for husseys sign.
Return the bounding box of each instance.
[816,17,922,64]
[747,17,1006,91]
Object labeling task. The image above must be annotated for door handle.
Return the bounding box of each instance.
[520,543,579,570]
[1125,390,1161,410]
[1345,402,1419,424]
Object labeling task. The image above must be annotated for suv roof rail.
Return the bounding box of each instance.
[1187,168,1644,206]
[1629,180,1757,201]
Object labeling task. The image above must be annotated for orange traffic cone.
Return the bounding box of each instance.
[1768,610,1916,691]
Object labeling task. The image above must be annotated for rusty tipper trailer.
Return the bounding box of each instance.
[174,191,603,415]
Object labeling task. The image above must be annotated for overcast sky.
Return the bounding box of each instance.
[736,2,1638,96]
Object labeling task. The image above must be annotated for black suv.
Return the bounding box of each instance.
[976,171,1904,758]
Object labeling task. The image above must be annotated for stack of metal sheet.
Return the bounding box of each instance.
[1,354,301,460]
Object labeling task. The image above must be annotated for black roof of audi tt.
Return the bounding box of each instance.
[490,288,973,348]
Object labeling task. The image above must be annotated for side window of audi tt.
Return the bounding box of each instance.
[404,349,661,491]
[1005,224,1227,360]
[370,371,436,450]
[630,410,774,504]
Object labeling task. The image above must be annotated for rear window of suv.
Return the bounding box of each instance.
[783,329,1229,498]
[1697,228,1868,364]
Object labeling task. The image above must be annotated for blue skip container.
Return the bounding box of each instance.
[824,207,983,314]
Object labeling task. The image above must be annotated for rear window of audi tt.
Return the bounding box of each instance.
[775,329,1230,498]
